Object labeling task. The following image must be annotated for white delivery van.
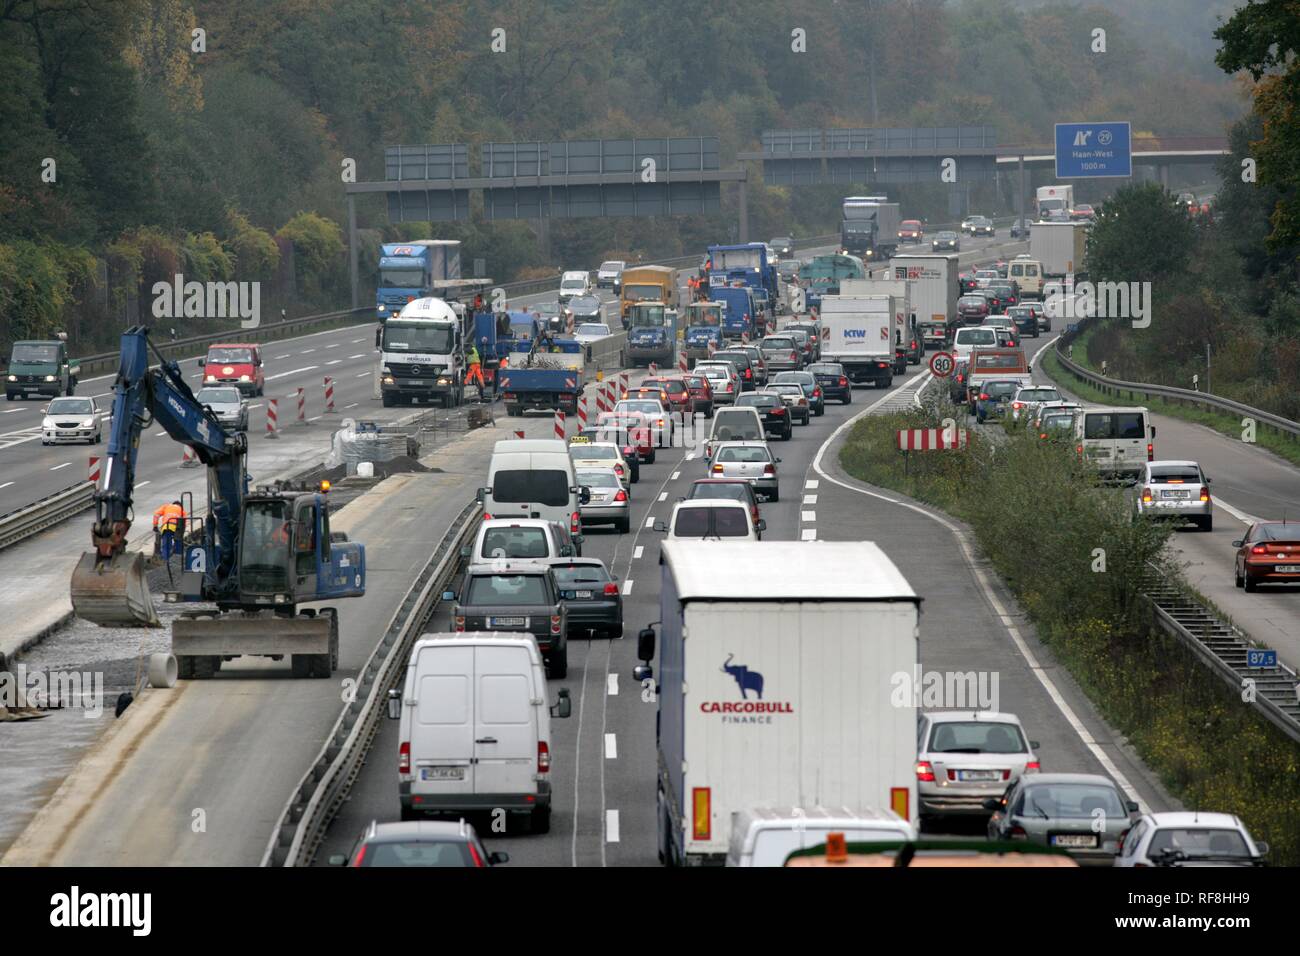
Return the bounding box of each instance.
[951,325,999,360]
[1075,406,1154,479]
[558,270,592,303]
[1008,257,1044,299]
[634,541,922,867]
[481,439,587,534]
[390,632,571,833]
[726,806,916,867]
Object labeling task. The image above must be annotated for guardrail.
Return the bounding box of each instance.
[262,498,482,866]
[1053,321,1300,443]
[0,481,94,552]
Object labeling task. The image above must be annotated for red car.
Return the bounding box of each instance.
[641,376,692,416]
[1234,521,1300,592]
[203,343,264,396]
[597,411,656,464]
[898,219,924,244]
[680,373,714,417]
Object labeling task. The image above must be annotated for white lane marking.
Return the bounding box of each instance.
[274,354,290,360]
[265,366,319,381]
[803,494,818,505]
[308,415,322,422]
[670,471,680,480]
[2,409,21,415]
[657,492,667,502]
[569,637,592,868]
[607,673,618,696]
[50,462,71,471]
[810,392,1150,813]
[347,353,365,359]
[344,403,358,409]
[805,479,819,489]
[605,809,620,843]
[801,528,817,540]
[0,481,12,490]
[643,515,654,528]
[136,480,151,488]
[685,453,695,461]
[325,343,339,349]
[604,733,617,759]
[1213,497,1261,525]
[356,372,369,378]
[801,510,816,522]
[622,579,633,595]
[248,403,263,409]
[156,431,167,437]
[326,359,342,366]
[350,338,365,343]
[300,349,315,354]
[633,546,644,560]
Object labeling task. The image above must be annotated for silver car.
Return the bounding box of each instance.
[707,441,780,501]
[41,396,102,444]
[1114,812,1268,868]
[694,362,739,406]
[986,773,1139,864]
[575,468,630,533]
[759,335,801,373]
[195,385,249,431]
[916,711,1040,826]
[1010,385,1062,423]
[762,384,810,425]
[1134,460,1213,532]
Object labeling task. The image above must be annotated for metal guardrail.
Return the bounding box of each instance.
[262,498,482,866]
[1142,562,1300,743]
[0,481,94,551]
[1053,323,1300,441]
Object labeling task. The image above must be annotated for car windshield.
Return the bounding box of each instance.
[683,376,707,389]
[12,344,60,363]
[382,324,453,353]
[554,564,610,586]
[196,388,241,405]
[622,284,663,302]
[766,385,802,397]
[985,382,1018,398]
[1148,466,1201,483]
[599,261,624,272]
[1253,523,1300,542]
[576,324,609,337]
[1147,829,1251,859]
[808,365,840,375]
[957,330,996,345]
[361,840,475,867]
[973,354,1024,369]
[207,347,253,364]
[492,469,570,506]
[673,507,714,536]
[928,721,1027,754]
[737,396,778,410]
[480,527,550,560]
[569,295,600,310]
[570,444,616,460]
[762,338,795,350]
[1018,389,1059,403]
[1021,784,1125,819]
[465,574,550,606]
[618,401,663,416]
[960,297,987,307]
[1042,414,1075,430]
[689,482,748,503]
[47,398,93,415]
[576,470,619,488]
[716,445,770,463]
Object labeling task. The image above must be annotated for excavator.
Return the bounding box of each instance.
[70,326,366,679]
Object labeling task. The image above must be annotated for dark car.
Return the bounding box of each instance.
[735,392,792,440]
[975,379,1021,423]
[596,411,655,464]
[959,273,981,295]
[711,350,759,391]
[685,477,762,528]
[1007,305,1039,338]
[641,376,692,416]
[772,370,825,416]
[680,373,714,417]
[329,820,508,868]
[770,236,794,257]
[948,358,971,403]
[785,322,821,362]
[776,260,801,283]
[567,294,603,324]
[451,563,568,677]
[985,283,1018,311]
[931,230,960,252]
[958,294,991,325]
[967,216,995,237]
[735,345,769,385]
[807,362,852,405]
[553,558,623,638]
[1233,521,1300,592]
[1009,219,1031,239]
[786,327,817,365]
[759,334,802,373]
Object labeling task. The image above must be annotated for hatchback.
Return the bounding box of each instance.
[771,370,824,416]
[916,712,1040,827]
[986,773,1139,864]
[553,557,623,637]
[330,820,508,867]
[708,440,781,500]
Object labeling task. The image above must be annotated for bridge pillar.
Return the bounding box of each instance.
[348,193,359,310]
[738,178,749,243]
[1017,155,1026,231]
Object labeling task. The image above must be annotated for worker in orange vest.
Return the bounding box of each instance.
[152,500,186,563]
[464,339,486,400]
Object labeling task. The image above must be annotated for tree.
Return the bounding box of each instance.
[1085,183,1196,286]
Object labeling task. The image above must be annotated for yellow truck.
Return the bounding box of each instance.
[619,265,678,326]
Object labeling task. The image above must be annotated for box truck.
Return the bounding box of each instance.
[839,278,918,369]
[1035,184,1074,221]
[1030,221,1087,279]
[819,293,897,387]
[632,541,923,867]
[887,254,959,352]
[840,196,901,262]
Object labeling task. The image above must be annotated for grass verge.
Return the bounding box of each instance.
[840,405,1300,865]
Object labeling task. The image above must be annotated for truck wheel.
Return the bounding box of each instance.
[177,655,195,680]
[65,381,76,397]
[843,392,852,405]
[400,806,419,822]
[192,655,218,680]
[506,405,520,416]
[884,376,893,387]
[321,609,340,670]
[548,645,568,679]
[382,393,395,408]
[617,517,630,533]
[308,651,332,678]
[531,805,552,834]
[291,655,312,678]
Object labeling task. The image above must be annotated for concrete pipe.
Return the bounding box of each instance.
[148,653,178,688]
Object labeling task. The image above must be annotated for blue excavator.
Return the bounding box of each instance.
[69,327,366,679]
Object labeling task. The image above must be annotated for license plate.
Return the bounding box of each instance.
[576,590,593,599]
[958,770,1000,781]
[1164,490,1190,498]
[1051,833,1099,848]
[489,616,525,627]
[1275,565,1300,574]
[420,766,465,781]
[407,380,427,386]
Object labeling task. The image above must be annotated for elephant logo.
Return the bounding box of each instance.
[722,654,764,700]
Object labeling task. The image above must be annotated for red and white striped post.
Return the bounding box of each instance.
[678,349,688,373]
[266,399,280,440]
[514,430,525,439]
[648,362,658,377]
[619,371,629,396]
[553,409,566,440]
[322,377,336,414]
[295,387,307,425]
[577,394,588,429]
[88,457,100,487]
[604,382,616,411]
[595,384,608,414]
[181,445,201,468]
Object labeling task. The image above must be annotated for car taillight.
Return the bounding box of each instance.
[399,742,411,774]
[1012,402,1024,410]
[538,741,551,773]
[467,841,484,867]
[454,616,465,631]
[614,489,627,502]
[1251,545,1267,554]
[839,376,848,386]
[744,368,752,379]
[692,788,711,840]
[813,386,821,397]
[771,406,785,415]
[915,760,936,782]
[1009,825,1028,839]
[1200,488,1210,503]
[1147,443,1154,461]
[1141,487,1153,503]
[790,352,797,361]
[603,582,619,595]
[1024,761,1041,773]
[551,615,562,634]
[614,463,624,475]
[482,513,493,520]
[571,511,580,532]
[712,463,724,473]
[979,393,989,401]
[763,464,775,475]
[351,844,368,867]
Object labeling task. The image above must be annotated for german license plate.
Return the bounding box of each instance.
[421,766,465,781]
[489,616,525,627]
[407,380,427,386]
[1051,833,1098,848]
[1165,489,1190,498]
[576,590,593,599]
[958,770,1000,781]
[1275,565,1300,574]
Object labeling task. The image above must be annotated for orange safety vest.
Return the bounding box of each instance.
[154,503,185,533]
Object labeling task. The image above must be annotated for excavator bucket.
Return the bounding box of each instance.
[70,551,161,628]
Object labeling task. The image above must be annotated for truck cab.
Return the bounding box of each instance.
[625,302,677,366]
[711,286,758,342]
[375,240,461,323]
[6,338,79,400]
[683,302,724,366]
[379,298,467,408]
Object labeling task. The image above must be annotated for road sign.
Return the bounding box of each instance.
[897,427,967,450]
[1247,649,1278,669]
[1055,122,1132,178]
[928,351,955,378]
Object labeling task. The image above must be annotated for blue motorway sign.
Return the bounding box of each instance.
[1055,122,1132,178]
[1246,648,1278,669]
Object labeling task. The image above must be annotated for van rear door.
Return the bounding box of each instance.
[1111,410,1149,472]
[472,644,539,797]
[411,645,475,798]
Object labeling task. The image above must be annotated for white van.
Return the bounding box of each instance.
[1075,406,1154,479]
[558,270,592,303]
[481,439,588,534]
[390,633,572,833]
[1007,257,1043,299]
[726,807,916,867]
[951,326,999,360]
[654,499,764,540]
[704,406,765,458]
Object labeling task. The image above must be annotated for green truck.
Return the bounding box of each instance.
[6,337,80,400]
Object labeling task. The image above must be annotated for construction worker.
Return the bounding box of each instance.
[465,339,485,400]
[152,500,185,563]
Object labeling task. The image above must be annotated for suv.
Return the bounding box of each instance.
[680,373,714,417]
[735,345,769,385]
[806,362,851,405]
[735,392,792,440]
[1006,305,1038,338]
[449,562,569,677]
[641,377,692,417]
[958,295,990,325]
[784,321,822,363]
[596,260,625,291]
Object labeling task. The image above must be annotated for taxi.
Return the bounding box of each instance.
[567,436,632,490]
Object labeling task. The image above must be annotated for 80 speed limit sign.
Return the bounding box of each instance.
[928,350,956,378]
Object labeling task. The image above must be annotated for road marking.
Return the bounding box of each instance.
[801,528,817,540]
[350,338,364,343]
[633,546,643,560]
[803,494,818,505]
[325,343,339,349]
[622,579,633,595]
[607,673,618,696]
[326,359,342,366]
[805,479,819,489]
[274,354,289,360]
[265,365,319,381]
[347,353,365,359]
[685,453,695,461]
[50,462,70,471]
[2,409,21,415]
[605,809,620,843]
[1213,497,1260,525]
[248,403,263,409]
[801,510,816,522]
[670,470,680,480]
[657,492,667,502]
[344,402,358,409]
[136,480,150,488]
[604,733,617,759]
[0,481,12,490]
[356,372,369,378]
[643,515,654,528]
[156,431,167,437]
[301,349,315,354]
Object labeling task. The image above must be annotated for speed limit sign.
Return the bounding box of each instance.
[928,350,956,378]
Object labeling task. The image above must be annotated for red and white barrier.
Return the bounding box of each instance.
[619,372,629,396]
[266,399,280,440]
[295,387,306,425]
[553,409,566,440]
[896,428,969,451]
[323,377,336,414]
[678,350,688,373]
[181,445,201,468]
[88,457,100,486]
[605,382,616,411]
[514,430,525,439]
[577,394,588,429]
[648,362,658,377]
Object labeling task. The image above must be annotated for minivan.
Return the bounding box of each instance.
[727,807,915,867]
[1008,257,1043,299]
[704,406,765,458]
[951,326,999,360]
[390,633,572,833]
[1075,406,1154,480]
[654,499,765,540]
[463,518,582,568]
[481,439,590,536]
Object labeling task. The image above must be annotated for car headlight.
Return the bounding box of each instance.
[82,419,95,428]
[45,375,57,382]
[377,304,387,313]
[274,594,288,604]
[6,375,15,382]
[239,374,250,382]
[381,366,392,374]
[382,375,395,384]
[437,376,450,385]
[205,374,216,382]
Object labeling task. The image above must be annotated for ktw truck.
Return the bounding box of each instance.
[633,540,922,867]
[379,297,478,408]
[840,196,901,262]
[6,336,80,400]
[802,253,866,313]
[888,254,959,352]
[708,244,776,322]
[819,292,897,388]
[1035,185,1075,221]
[840,278,917,373]
[1030,221,1087,280]
[625,302,678,367]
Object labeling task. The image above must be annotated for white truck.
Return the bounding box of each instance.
[839,278,916,371]
[379,297,471,408]
[1035,184,1075,220]
[632,541,923,867]
[887,254,959,353]
[819,292,897,388]
[1030,221,1088,280]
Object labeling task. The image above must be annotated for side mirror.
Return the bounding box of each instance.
[1149,426,1157,439]
[652,519,668,533]
[756,519,767,533]
[573,534,584,546]
[477,487,489,503]
[551,688,572,719]
[197,359,204,370]
[774,458,782,463]
[579,487,591,505]
[1126,801,1140,814]
[982,798,1002,812]
[558,544,574,557]
[637,626,656,661]
[1205,477,1212,483]
[1030,740,1041,750]
[386,689,402,720]
[633,664,654,682]
[1255,841,1270,856]
[441,590,457,602]
[1231,539,1243,548]
[489,851,510,865]
[1027,364,1032,373]
[42,405,49,413]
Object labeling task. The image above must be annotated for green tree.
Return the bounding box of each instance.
[1085,183,1196,285]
